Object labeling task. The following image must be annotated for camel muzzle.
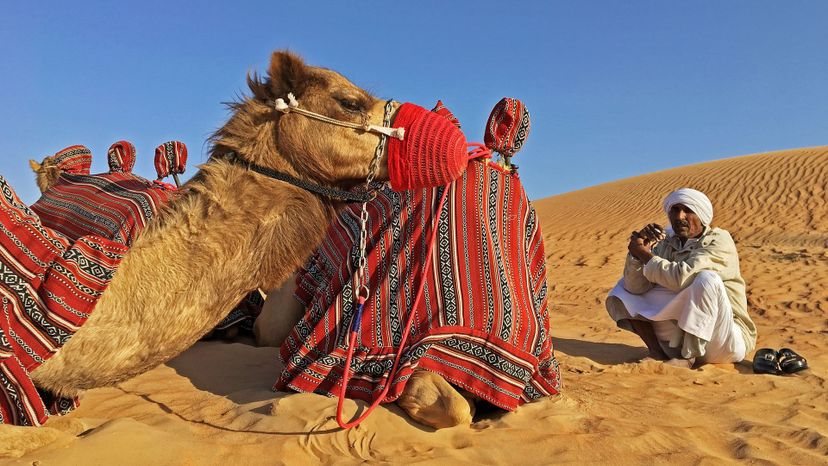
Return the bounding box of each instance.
[274,94,469,192]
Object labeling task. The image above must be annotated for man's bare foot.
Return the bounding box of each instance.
[396,370,475,429]
[664,357,695,369]
[628,320,670,360]
[646,350,668,361]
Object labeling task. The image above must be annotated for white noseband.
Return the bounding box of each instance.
[274,93,405,140]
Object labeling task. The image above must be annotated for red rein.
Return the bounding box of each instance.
[336,145,492,429]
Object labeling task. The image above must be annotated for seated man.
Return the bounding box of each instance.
[605,188,757,367]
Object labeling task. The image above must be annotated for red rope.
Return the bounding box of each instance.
[336,147,490,429]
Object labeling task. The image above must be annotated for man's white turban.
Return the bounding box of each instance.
[663,188,714,226]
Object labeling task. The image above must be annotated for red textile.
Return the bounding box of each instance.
[30,172,176,246]
[51,145,92,175]
[154,141,188,179]
[276,160,561,410]
[387,103,468,191]
[430,100,461,129]
[0,175,126,425]
[484,98,531,157]
[107,140,136,173]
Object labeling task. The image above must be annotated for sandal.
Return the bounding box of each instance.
[752,348,779,374]
[777,348,808,374]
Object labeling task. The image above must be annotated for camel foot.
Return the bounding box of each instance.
[396,370,475,429]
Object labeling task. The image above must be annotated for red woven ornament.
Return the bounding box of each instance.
[430,100,461,129]
[107,140,136,173]
[387,103,468,191]
[154,141,188,187]
[52,145,92,175]
[484,98,531,157]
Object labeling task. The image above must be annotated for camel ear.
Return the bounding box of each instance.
[267,51,310,97]
[29,159,41,172]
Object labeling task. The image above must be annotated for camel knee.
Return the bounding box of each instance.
[396,370,474,429]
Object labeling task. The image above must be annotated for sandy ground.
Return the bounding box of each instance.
[2,146,826,465]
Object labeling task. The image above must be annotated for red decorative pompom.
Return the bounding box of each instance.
[154,141,188,179]
[484,98,530,157]
[107,141,136,173]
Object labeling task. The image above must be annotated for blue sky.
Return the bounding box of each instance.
[2,1,827,204]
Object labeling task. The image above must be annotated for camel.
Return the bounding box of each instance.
[29,157,66,193]
[29,50,395,391]
[26,50,468,429]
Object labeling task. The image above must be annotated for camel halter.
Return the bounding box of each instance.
[262,93,401,428]
[217,96,398,203]
[269,94,397,305]
[274,93,405,141]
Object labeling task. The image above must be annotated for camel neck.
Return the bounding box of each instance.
[215,152,375,203]
[31,157,340,394]
[104,158,336,332]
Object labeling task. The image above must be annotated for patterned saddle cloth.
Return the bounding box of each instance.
[32,172,264,337]
[1,170,260,425]
[30,172,175,246]
[0,175,126,425]
[276,160,561,411]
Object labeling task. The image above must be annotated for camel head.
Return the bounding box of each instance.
[212,50,468,192]
[29,145,93,193]
[29,156,63,193]
[209,51,392,189]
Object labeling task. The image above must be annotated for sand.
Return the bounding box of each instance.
[2,146,826,465]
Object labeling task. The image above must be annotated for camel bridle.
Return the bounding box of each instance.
[215,95,398,204]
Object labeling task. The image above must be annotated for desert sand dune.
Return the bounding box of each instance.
[2,146,826,464]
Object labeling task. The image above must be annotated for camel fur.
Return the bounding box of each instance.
[30,50,395,395]
[27,50,473,430]
[29,158,63,193]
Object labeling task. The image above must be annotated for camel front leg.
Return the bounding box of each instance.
[396,369,475,429]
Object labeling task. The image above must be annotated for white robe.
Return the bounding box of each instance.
[607,270,746,363]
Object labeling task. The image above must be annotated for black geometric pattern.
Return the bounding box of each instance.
[436,185,459,325]
[487,171,514,341]
[278,161,561,411]
[0,262,71,346]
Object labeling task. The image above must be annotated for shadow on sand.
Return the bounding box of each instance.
[166,340,284,404]
[552,337,649,365]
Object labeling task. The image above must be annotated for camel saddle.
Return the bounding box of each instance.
[1,166,260,425]
[0,175,127,425]
[30,171,175,246]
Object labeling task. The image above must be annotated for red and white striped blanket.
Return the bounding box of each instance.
[0,175,126,425]
[276,160,561,410]
[30,172,175,246]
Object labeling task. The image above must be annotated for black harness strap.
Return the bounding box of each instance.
[215,152,375,203]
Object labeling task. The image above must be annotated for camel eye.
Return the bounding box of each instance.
[336,97,363,113]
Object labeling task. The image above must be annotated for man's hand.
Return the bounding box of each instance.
[638,223,666,245]
[628,223,664,263]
